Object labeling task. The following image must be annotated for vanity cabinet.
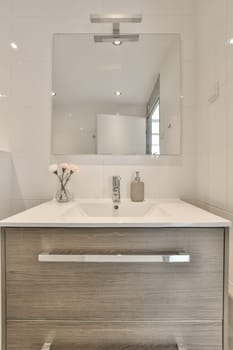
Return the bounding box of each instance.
[1,226,229,350]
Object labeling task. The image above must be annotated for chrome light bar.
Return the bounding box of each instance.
[90,14,142,23]
[94,34,139,43]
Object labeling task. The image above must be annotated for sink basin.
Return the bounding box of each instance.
[73,201,168,218]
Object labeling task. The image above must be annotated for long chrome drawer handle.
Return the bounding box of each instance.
[38,252,190,263]
[40,343,186,350]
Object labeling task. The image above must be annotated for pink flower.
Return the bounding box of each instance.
[59,163,69,170]
[68,164,80,172]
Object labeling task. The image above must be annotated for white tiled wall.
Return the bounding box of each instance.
[195,0,233,294]
[0,0,197,213]
[0,152,13,219]
[52,157,193,200]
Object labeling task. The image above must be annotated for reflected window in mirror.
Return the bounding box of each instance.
[151,100,160,155]
[146,76,160,155]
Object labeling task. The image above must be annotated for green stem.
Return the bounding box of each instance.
[54,170,68,201]
[64,171,73,187]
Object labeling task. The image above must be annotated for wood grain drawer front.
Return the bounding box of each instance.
[6,227,224,321]
[7,320,222,350]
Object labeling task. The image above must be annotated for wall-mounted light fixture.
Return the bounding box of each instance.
[90,14,142,45]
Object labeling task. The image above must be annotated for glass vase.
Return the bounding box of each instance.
[56,182,71,203]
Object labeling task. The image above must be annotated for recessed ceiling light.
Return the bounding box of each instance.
[112,39,122,46]
[0,93,8,98]
[51,91,56,96]
[10,42,18,50]
[114,91,122,96]
[229,38,233,45]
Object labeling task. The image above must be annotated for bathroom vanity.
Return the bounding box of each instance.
[0,199,231,350]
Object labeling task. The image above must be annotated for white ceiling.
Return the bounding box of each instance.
[53,33,180,107]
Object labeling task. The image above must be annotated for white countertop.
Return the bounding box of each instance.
[0,198,231,228]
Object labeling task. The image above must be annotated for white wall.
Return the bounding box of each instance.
[97,114,146,155]
[0,152,13,219]
[0,31,12,219]
[53,104,98,155]
[0,0,197,212]
[0,41,14,219]
[52,103,146,154]
[195,0,233,295]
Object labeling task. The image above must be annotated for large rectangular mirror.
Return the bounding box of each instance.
[52,33,181,155]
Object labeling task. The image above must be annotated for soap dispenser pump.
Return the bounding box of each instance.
[130,171,144,202]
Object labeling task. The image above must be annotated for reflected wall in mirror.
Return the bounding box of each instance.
[52,33,181,155]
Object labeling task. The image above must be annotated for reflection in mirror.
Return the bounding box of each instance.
[52,34,181,155]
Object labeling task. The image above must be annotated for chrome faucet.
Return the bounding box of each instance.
[112,176,121,203]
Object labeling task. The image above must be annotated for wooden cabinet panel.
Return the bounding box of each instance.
[7,320,222,350]
[6,227,224,321]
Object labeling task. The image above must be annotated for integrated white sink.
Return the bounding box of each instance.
[67,200,168,218]
[0,198,231,228]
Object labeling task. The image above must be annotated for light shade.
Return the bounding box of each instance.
[94,34,139,43]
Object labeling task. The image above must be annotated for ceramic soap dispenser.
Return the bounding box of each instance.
[130,171,144,202]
